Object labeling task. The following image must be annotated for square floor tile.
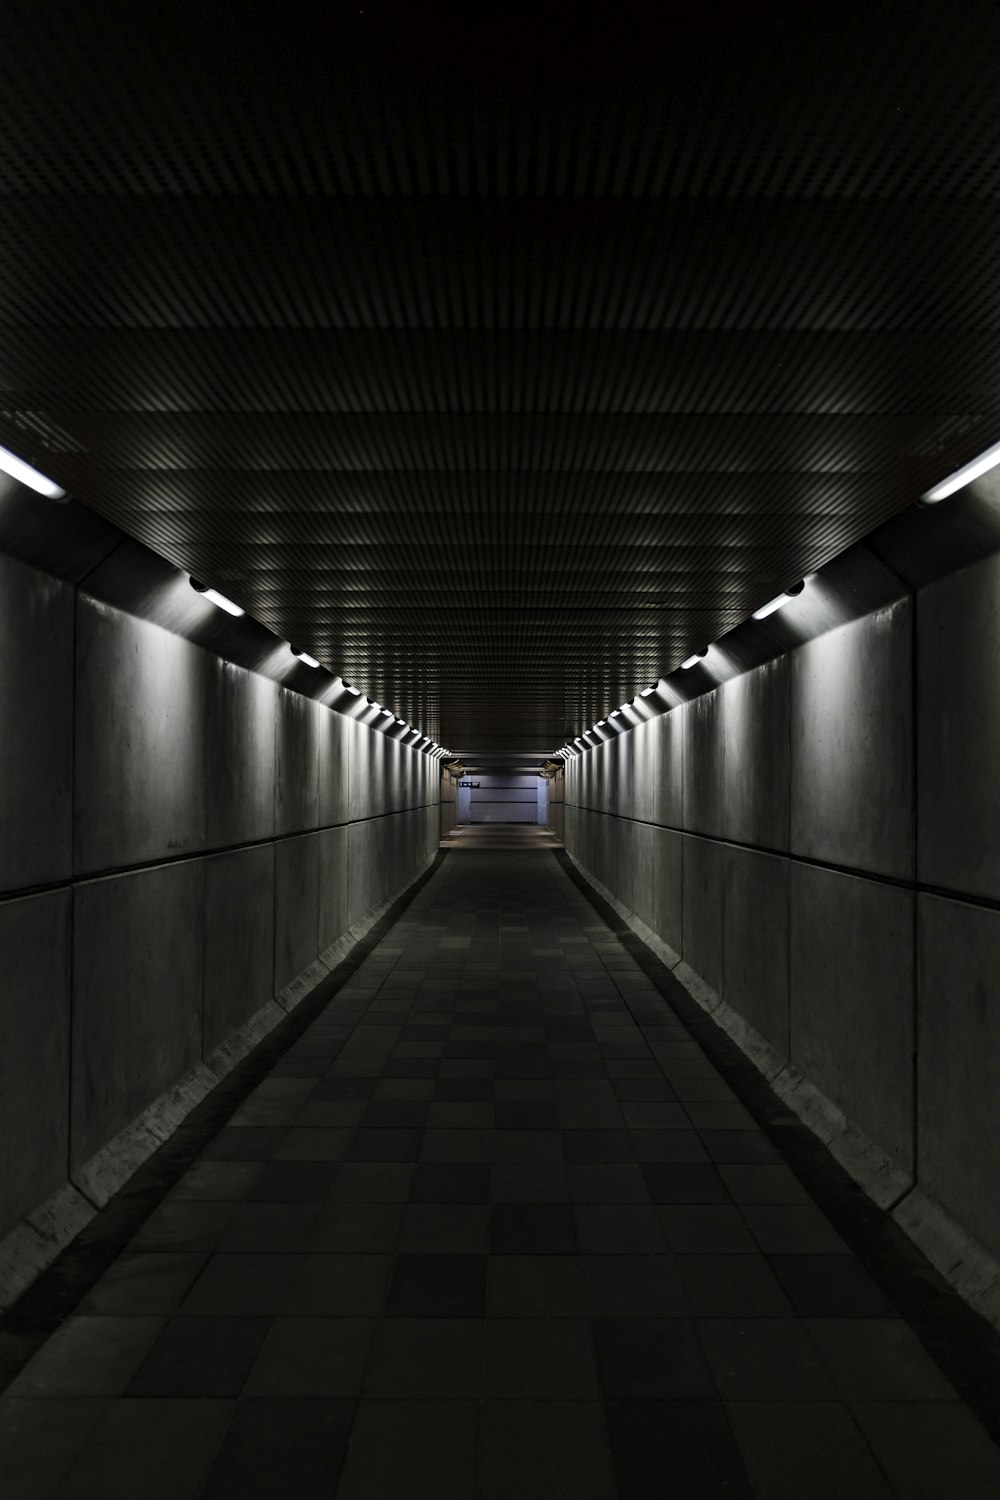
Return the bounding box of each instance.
[410,1162,491,1203]
[179,1255,299,1317]
[360,1100,429,1127]
[0,1397,110,1500]
[169,1162,264,1201]
[490,1203,577,1254]
[420,1128,493,1162]
[717,1164,811,1203]
[78,1253,207,1316]
[307,1201,404,1252]
[567,1165,649,1203]
[582,1256,689,1318]
[337,1399,477,1500]
[129,1202,235,1254]
[742,1205,849,1254]
[487,1256,588,1317]
[642,1163,730,1204]
[675,1254,794,1316]
[281,1254,392,1315]
[659,1206,758,1254]
[273,1129,354,1161]
[699,1318,838,1402]
[200,1128,286,1162]
[851,1400,1000,1499]
[699,1130,783,1164]
[247,1162,340,1202]
[768,1256,896,1317]
[348,1128,424,1162]
[371,1078,435,1101]
[593,1318,717,1397]
[804,1319,957,1400]
[244,1317,374,1396]
[491,1163,569,1202]
[198,1396,355,1500]
[363,1318,482,1397]
[398,1204,489,1253]
[726,1401,895,1500]
[5,1317,166,1398]
[217,1202,320,1253]
[126,1316,269,1397]
[630,1130,710,1163]
[480,1400,616,1500]
[563,1130,634,1163]
[494,1101,559,1129]
[606,1399,752,1500]
[493,1129,564,1163]
[484,1318,600,1398]
[385,1254,487,1316]
[575,1204,665,1253]
[52,1397,234,1500]
[328,1164,414,1202]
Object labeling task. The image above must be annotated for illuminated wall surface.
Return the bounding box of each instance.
[563,527,1000,1295]
[0,540,442,1293]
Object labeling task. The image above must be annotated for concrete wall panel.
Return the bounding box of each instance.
[347,820,374,928]
[721,655,789,850]
[0,890,71,1238]
[790,864,914,1171]
[72,861,204,1166]
[348,718,372,822]
[274,689,320,835]
[203,845,275,1056]
[682,691,724,837]
[917,894,1000,1259]
[319,708,351,827]
[0,556,73,894]
[918,553,1000,900]
[681,835,724,998]
[724,847,790,1055]
[319,825,351,952]
[632,719,655,823]
[630,820,656,930]
[791,603,913,880]
[652,826,683,958]
[75,600,209,872]
[206,661,276,847]
[274,833,320,992]
[652,711,684,828]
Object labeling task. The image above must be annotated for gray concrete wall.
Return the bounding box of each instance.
[562,549,1000,1313]
[0,549,440,1301]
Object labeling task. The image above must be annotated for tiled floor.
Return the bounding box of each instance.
[4,846,1000,1497]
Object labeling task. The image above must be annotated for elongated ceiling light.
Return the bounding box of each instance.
[922,437,1000,503]
[291,647,319,668]
[640,684,658,697]
[0,442,66,499]
[681,651,707,669]
[751,580,805,620]
[190,578,245,616]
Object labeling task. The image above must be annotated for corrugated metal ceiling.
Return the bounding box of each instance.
[3,1,1000,748]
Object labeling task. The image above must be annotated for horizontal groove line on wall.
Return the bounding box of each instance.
[564,801,1000,917]
[0,800,442,903]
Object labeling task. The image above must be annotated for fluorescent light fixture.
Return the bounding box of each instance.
[640,684,658,697]
[380,707,394,717]
[922,436,1000,503]
[342,682,362,696]
[596,719,607,728]
[609,709,622,718]
[0,442,66,500]
[574,737,585,747]
[367,700,381,712]
[394,717,407,725]
[681,651,707,669]
[751,580,805,620]
[190,578,245,617]
[291,647,320,668]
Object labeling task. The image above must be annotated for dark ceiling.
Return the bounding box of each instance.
[4,1,1000,750]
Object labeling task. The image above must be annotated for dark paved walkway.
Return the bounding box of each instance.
[3,846,1000,1497]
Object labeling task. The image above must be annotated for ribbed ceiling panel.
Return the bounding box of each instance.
[3,1,1000,746]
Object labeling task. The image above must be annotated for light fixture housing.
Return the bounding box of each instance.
[291,646,320,668]
[681,651,707,669]
[0,442,66,500]
[640,684,658,697]
[921,436,1000,504]
[342,682,362,696]
[190,578,245,617]
[751,580,805,620]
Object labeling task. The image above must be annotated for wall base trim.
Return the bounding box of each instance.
[0,853,437,1315]
[565,849,1000,1335]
